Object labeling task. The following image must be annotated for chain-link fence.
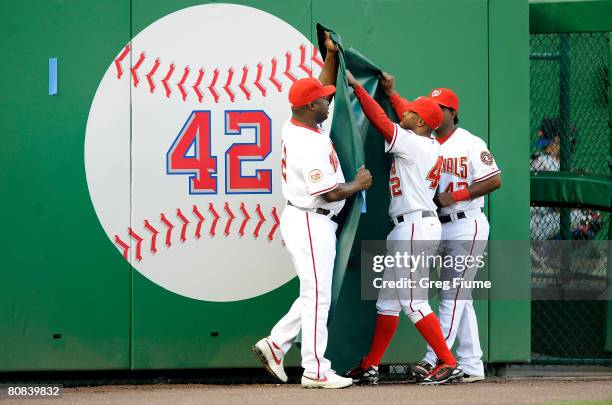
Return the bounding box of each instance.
[530,32,611,364]
[530,33,610,175]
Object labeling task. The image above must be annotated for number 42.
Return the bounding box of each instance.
[166,110,272,194]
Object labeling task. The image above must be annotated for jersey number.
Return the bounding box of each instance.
[167,110,272,194]
[426,156,444,190]
[389,160,402,197]
[444,182,469,193]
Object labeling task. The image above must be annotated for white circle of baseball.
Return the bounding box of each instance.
[85,3,333,301]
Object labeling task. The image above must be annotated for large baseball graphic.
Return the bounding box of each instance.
[85,4,332,301]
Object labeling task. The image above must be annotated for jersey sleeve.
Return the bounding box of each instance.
[353,85,395,143]
[388,92,411,119]
[469,138,501,182]
[301,139,340,196]
[385,124,418,162]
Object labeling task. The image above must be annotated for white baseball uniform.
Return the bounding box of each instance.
[422,127,500,376]
[269,118,345,379]
[376,124,443,324]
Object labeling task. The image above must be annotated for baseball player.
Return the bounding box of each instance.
[344,71,463,385]
[404,87,501,382]
[253,33,373,389]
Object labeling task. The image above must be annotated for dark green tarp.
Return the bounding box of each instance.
[316,24,402,371]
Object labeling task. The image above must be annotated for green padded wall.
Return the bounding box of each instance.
[0,0,132,371]
[0,0,531,371]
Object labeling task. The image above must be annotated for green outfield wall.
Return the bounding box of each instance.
[0,0,530,372]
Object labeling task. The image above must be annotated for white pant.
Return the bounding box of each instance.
[376,213,441,324]
[269,205,337,378]
[423,211,489,376]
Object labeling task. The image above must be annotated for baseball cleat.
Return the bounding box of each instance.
[252,337,288,383]
[301,370,353,389]
[462,374,485,383]
[418,361,464,385]
[410,360,434,381]
[343,364,379,385]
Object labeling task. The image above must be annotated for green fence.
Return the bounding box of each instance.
[529,4,612,364]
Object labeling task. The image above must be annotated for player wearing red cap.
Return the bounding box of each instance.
[407,86,501,383]
[343,71,463,385]
[253,33,372,389]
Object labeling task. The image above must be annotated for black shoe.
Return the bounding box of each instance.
[344,365,379,385]
[418,362,464,385]
[409,361,434,381]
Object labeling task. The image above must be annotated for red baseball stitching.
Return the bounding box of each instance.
[131,52,146,87]
[208,202,221,237]
[146,58,161,93]
[208,69,221,103]
[193,68,205,102]
[223,68,235,102]
[192,204,205,239]
[298,45,313,77]
[128,227,144,261]
[162,64,175,98]
[238,66,251,100]
[269,58,282,92]
[254,63,266,97]
[176,208,190,242]
[177,67,190,101]
[283,52,297,83]
[312,47,324,68]
[239,202,251,237]
[267,207,280,241]
[143,220,159,253]
[113,203,282,262]
[114,45,130,79]
[113,43,324,103]
[160,213,174,247]
[253,204,266,238]
[223,202,236,237]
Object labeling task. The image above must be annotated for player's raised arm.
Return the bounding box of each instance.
[318,32,339,88]
[380,72,411,119]
[346,70,395,143]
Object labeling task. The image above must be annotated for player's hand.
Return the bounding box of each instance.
[323,31,338,55]
[345,70,359,88]
[433,192,454,207]
[355,165,373,190]
[380,72,396,96]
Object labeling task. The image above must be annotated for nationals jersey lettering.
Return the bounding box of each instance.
[280,119,345,215]
[441,156,468,179]
[385,124,440,217]
[437,127,501,215]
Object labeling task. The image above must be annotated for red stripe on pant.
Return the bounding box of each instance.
[305,212,321,379]
[445,219,478,340]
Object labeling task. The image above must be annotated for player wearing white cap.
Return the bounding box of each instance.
[253,33,372,389]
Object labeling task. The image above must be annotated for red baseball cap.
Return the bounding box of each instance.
[289,78,335,108]
[405,96,444,130]
[429,88,459,112]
